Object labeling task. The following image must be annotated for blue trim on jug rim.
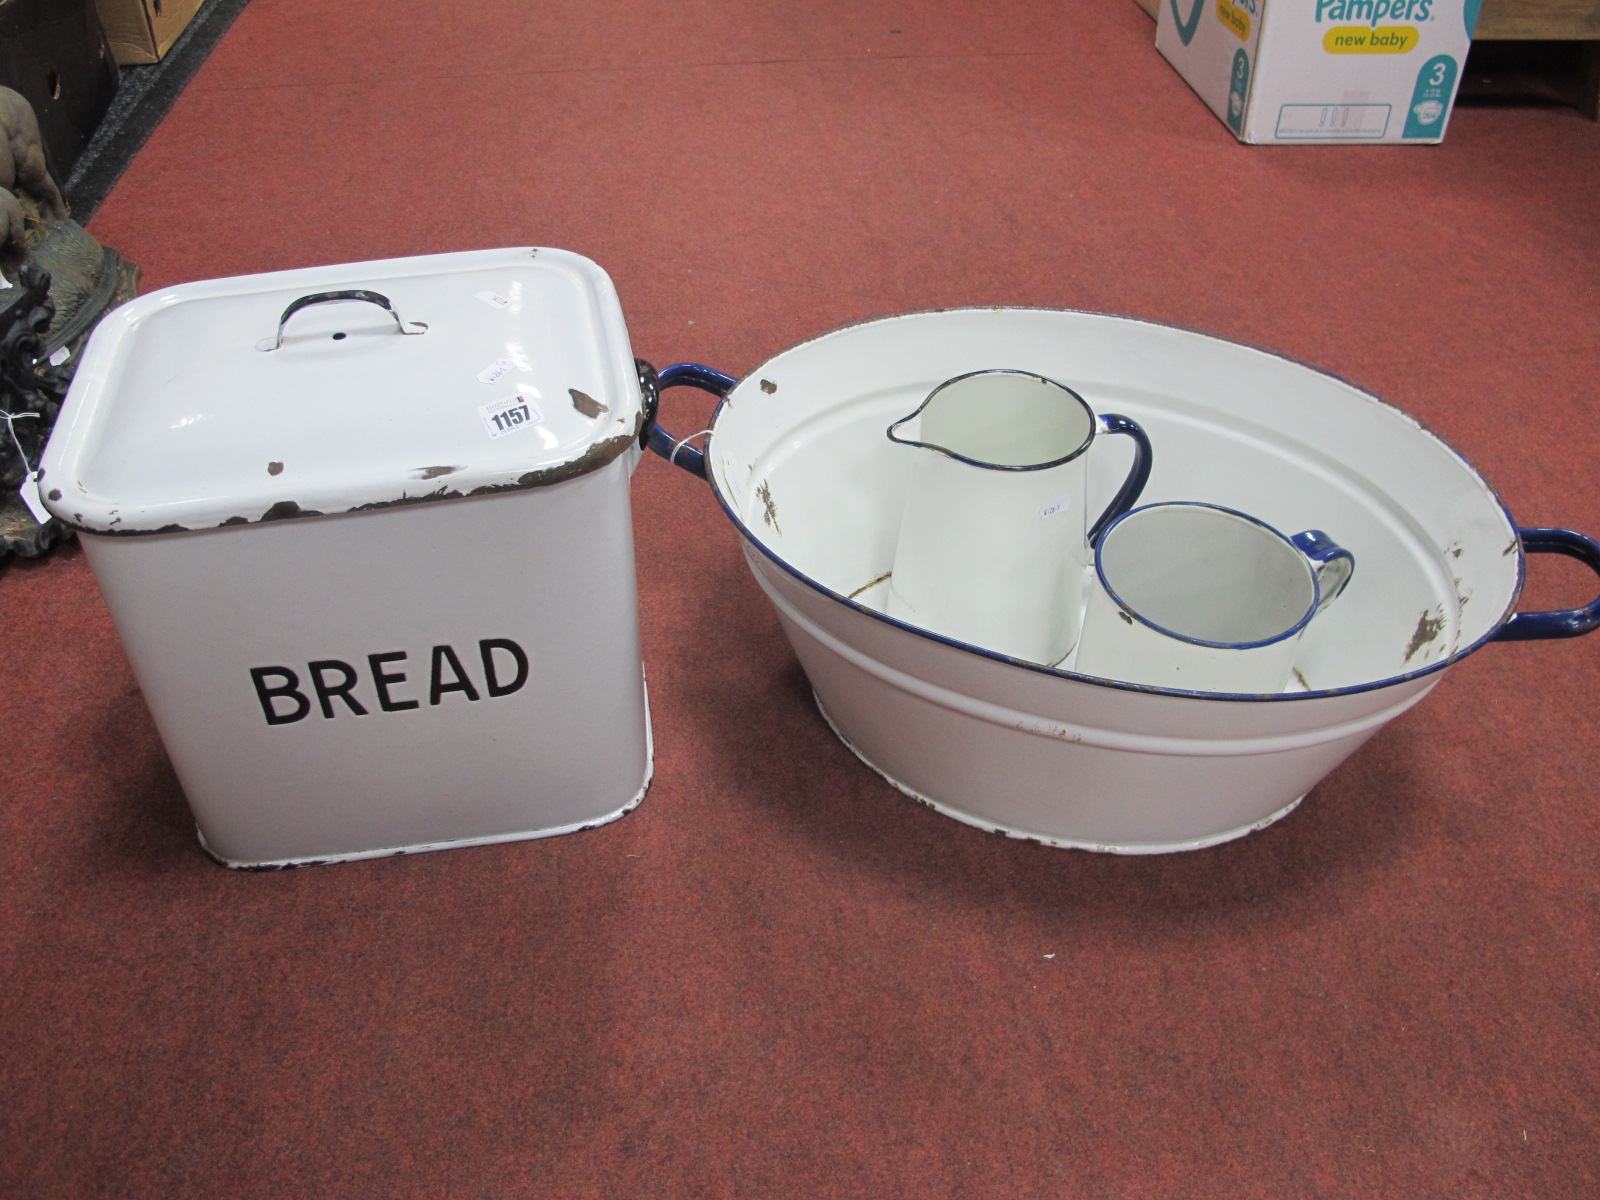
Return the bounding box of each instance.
[1093,502,1325,651]
[885,369,1098,472]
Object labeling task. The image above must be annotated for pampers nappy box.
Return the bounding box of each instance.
[1156,0,1480,144]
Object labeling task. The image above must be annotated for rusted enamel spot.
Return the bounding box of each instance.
[570,388,607,418]
[267,461,284,476]
[67,421,647,537]
[47,488,61,501]
[847,571,891,601]
[415,465,462,480]
[1404,606,1446,662]
[757,480,781,534]
[261,500,323,522]
[760,379,777,394]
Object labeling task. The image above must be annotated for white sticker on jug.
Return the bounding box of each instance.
[477,357,518,385]
[477,290,513,310]
[479,392,543,439]
[1039,494,1072,520]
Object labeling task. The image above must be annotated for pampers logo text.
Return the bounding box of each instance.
[1318,0,1432,52]
[1316,0,1433,22]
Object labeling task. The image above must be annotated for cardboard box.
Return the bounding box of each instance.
[1156,1,1478,143]
[0,0,120,180]
[94,0,204,65]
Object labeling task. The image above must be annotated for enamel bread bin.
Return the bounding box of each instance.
[648,309,1600,853]
[42,249,654,867]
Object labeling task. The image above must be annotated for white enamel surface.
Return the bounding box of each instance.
[1075,504,1332,693]
[815,698,1311,854]
[705,308,1519,850]
[886,450,1088,664]
[42,248,641,533]
[79,452,651,867]
[751,549,1435,851]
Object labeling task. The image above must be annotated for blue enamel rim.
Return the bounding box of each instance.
[1094,502,1323,651]
[885,369,1097,472]
[652,306,1594,703]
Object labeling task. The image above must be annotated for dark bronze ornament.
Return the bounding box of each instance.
[0,262,71,556]
[1,85,139,559]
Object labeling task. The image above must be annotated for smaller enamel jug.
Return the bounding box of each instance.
[1074,502,1355,693]
[884,370,1152,664]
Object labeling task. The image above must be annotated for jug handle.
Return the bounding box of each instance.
[1088,414,1154,546]
[1290,530,1356,613]
[639,361,739,479]
[1492,527,1600,641]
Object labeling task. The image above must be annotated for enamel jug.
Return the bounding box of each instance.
[884,369,1151,664]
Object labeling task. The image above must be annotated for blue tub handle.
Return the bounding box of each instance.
[1494,527,1600,641]
[640,361,738,479]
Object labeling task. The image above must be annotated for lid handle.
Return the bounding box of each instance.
[259,289,428,351]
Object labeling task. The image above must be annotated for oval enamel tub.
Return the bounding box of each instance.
[646,308,1600,852]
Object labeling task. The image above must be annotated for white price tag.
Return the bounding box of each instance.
[19,472,51,524]
[1039,494,1072,520]
[479,393,543,440]
[477,357,517,385]
[476,290,512,310]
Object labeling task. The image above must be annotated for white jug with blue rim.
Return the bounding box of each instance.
[1075,502,1355,693]
[884,369,1151,665]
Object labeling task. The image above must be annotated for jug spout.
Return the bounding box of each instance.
[886,369,1096,469]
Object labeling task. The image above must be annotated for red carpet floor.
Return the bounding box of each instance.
[5,1,1600,1196]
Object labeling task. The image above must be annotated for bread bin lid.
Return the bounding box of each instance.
[40,247,643,534]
